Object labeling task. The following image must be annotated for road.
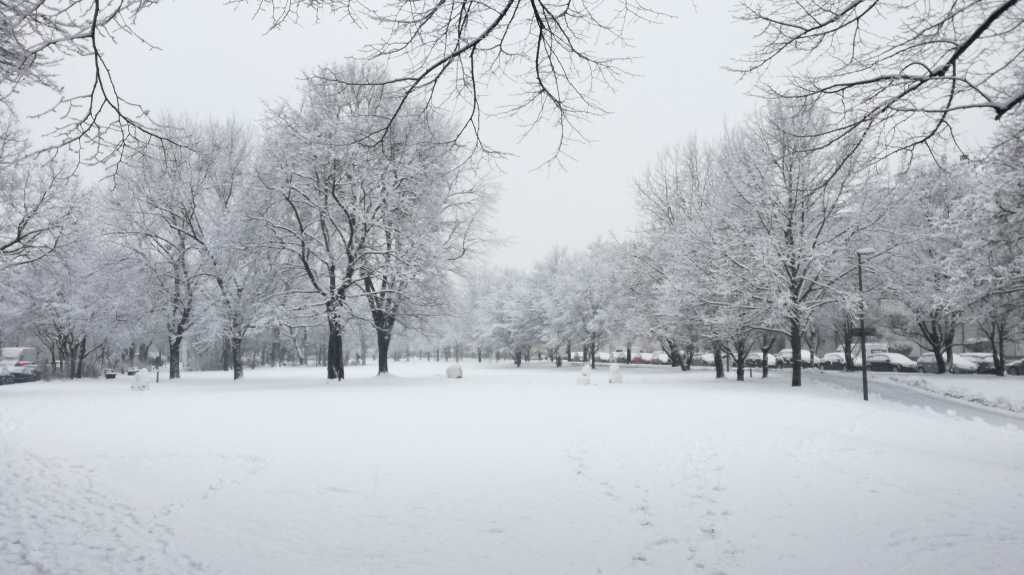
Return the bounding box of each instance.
[809,370,1024,429]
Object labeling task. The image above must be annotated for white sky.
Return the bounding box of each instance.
[20,1,764,267]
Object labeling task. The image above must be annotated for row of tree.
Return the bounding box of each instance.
[0,63,491,380]
[433,101,1023,381]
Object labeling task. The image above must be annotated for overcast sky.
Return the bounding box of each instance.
[22,1,764,267]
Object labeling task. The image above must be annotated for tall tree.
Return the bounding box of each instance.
[717,102,888,386]
[112,128,211,379]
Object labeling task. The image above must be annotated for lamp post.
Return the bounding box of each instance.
[856,248,876,401]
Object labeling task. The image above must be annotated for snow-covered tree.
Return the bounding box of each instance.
[4,194,148,377]
[944,116,1024,375]
[111,127,213,379]
[0,113,75,271]
[262,63,491,377]
[185,121,291,380]
[485,269,545,366]
[880,159,974,374]
[716,101,890,386]
[259,64,396,380]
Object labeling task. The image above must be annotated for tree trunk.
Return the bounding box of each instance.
[919,319,950,374]
[75,335,87,379]
[841,323,854,371]
[735,339,751,381]
[995,326,1006,376]
[231,336,243,380]
[945,339,954,373]
[713,342,724,379]
[220,337,231,371]
[667,339,680,367]
[762,348,770,378]
[139,342,151,367]
[626,344,632,364]
[931,348,947,374]
[270,327,281,367]
[590,342,596,369]
[790,319,802,387]
[377,329,391,375]
[169,335,182,380]
[514,351,522,367]
[327,318,344,380]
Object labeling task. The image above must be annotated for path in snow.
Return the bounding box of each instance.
[807,369,1024,428]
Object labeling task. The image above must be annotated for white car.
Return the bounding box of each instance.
[821,352,846,370]
[0,347,41,383]
[744,353,777,368]
[697,352,717,365]
[777,349,818,367]
[917,353,980,374]
[960,352,996,373]
[866,352,917,372]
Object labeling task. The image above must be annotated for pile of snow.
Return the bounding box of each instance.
[1,363,1022,574]
[886,373,1024,414]
[577,364,592,385]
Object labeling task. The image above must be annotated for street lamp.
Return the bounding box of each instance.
[856,247,876,401]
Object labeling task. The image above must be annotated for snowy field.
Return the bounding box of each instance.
[2,362,1023,575]
[880,372,1024,414]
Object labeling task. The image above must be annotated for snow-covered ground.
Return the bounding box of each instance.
[2,362,1022,574]
[877,372,1024,414]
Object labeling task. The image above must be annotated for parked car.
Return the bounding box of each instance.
[1007,358,1024,376]
[960,353,997,374]
[0,347,41,383]
[849,342,890,357]
[867,352,917,372]
[917,353,980,374]
[744,353,777,368]
[777,349,819,367]
[631,352,654,364]
[695,352,717,366]
[820,352,846,371]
